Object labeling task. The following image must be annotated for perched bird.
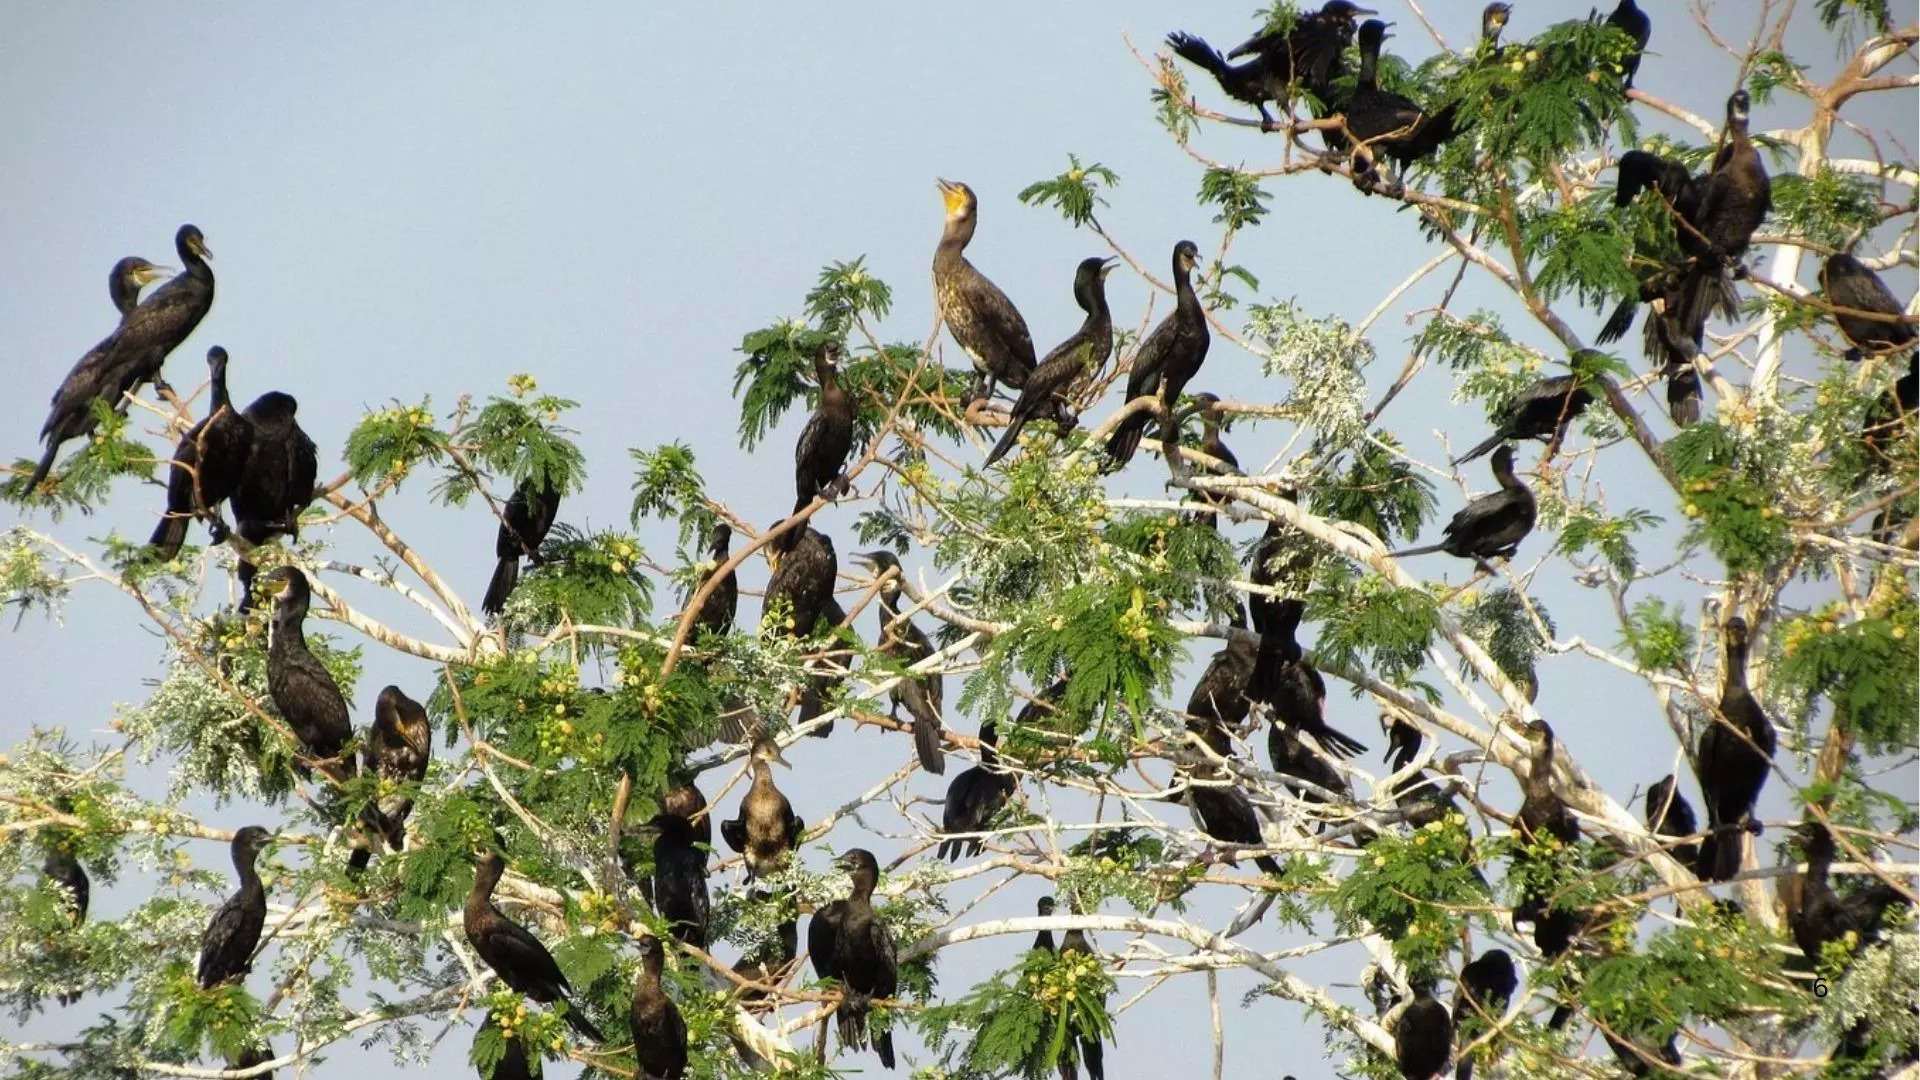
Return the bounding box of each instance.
[986,256,1117,466]
[150,347,256,558]
[1602,0,1651,89]
[1344,21,1464,189]
[720,739,804,879]
[1393,981,1453,1080]
[1643,774,1700,870]
[1186,605,1258,729]
[348,685,432,871]
[1695,616,1777,882]
[482,476,562,617]
[731,918,799,1007]
[934,179,1035,406]
[27,229,213,493]
[197,826,274,989]
[1247,502,1316,636]
[1788,822,1908,969]
[795,595,854,739]
[1032,896,1109,1080]
[852,550,945,774]
[1185,392,1241,531]
[1516,720,1579,848]
[1819,253,1916,363]
[1390,445,1535,566]
[1184,723,1282,875]
[1380,717,1461,827]
[1106,240,1209,468]
[42,848,90,1005]
[463,850,606,1043]
[688,522,739,637]
[807,849,898,1069]
[628,935,689,1080]
[1165,31,1297,132]
[263,567,356,784]
[1451,374,1595,465]
[1249,599,1368,759]
[489,1034,543,1080]
[791,341,854,518]
[1863,354,1919,473]
[762,526,837,639]
[1598,150,1713,347]
[229,391,318,610]
[1268,721,1349,822]
[1602,1031,1684,1077]
[1170,1,1370,131]
[662,771,712,851]
[640,812,710,949]
[938,719,1018,861]
[1452,949,1516,1080]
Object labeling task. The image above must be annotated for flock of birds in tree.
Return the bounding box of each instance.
[16,1,1917,1078]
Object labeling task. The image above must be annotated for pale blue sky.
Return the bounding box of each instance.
[3,3,1913,1078]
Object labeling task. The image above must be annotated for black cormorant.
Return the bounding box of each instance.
[42,848,90,1005]
[1186,604,1257,729]
[986,256,1117,466]
[463,851,605,1043]
[150,347,255,558]
[1603,0,1651,89]
[196,826,273,988]
[1516,720,1579,847]
[1598,150,1712,346]
[1032,896,1109,1080]
[852,550,945,774]
[807,848,898,1069]
[482,476,562,617]
[1268,722,1349,819]
[1250,599,1368,758]
[1345,21,1463,189]
[349,684,432,871]
[791,341,854,518]
[1390,445,1535,565]
[1602,1031,1683,1077]
[1185,724,1282,875]
[720,739,804,879]
[1452,949,1516,1080]
[934,179,1036,405]
[1788,822,1908,968]
[1694,616,1776,882]
[1165,31,1296,132]
[23,255,173,493]
[1106,240,1209,468]
[230,392,318,609]
[762,526,837,638]
[263,567,356,784]
[1247,502,1316,636]
[689,522,739,636]
[1643,774,1700,870]
[1863,354,1919,474]
[1452,374,1595,465]
[641,812,710,949]
[663,771,712,850]
[1820,253,1916,362]
[629,935,688,1080]
[1172,1,1370,130]
[29,229,212,493]
[1381,717,1460,827]
[796,594,854,739]
[938,719,1018,861]
[1393,981,1453,1080]
[489,1034,542,1080]
[1186,392,1241,530]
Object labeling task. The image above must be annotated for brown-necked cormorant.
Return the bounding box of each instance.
[629,935,688,1080]
[1694,616,1777,882]
[1452,948,1516,1080]
[1185,723,1282,875]
[1643,773,1700,870]
[1390,445,1535,565]
[762,526,837,639]
[1186,392,1241,530]
[1249,599,1368,759]
[690,522,739,636]
[263,567,356,784]
[1516,720,1579,847]
[150,347,256,558]
[986,256,1117,466]
[938,719,1018,860]
[1393,980,1453,1080]
[934,179,1036,406]
[463,850,605,1043]
[1819,253,1916,363]
[1345,21,1464,190]
[230,391,318,609]
[1452,374,1595,465]
[22,256,173,493]
[482,476,562,617]
[1106,241,1209,468]
[348,684,432,871]
[639,811,710,949]
[720,739,804,879]
[791,340,854,518]
[1186,604,1258,729]
[42,847,89,1005]
[29,229,212,493]
[196,826,273,988]
[1788,822,1908,969]
[852,550,945,774]
[807,848,898,1069]
[1602,0,1650,89]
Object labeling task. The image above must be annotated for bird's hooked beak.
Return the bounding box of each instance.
[191,236,214,260]
[137,264,177,286]
[832,853,857,873]
[936,178,968,216]
[1100,256,1120,278]
[769,743,793,769]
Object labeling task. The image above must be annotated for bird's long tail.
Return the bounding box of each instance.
[1388,543,1445,558]
[984,414,1030,467]
[1451,431,1507,466]
[1104,413,1149,469]
[1254,853,1283,876]
[23,442,60,495]
[911,706,945,775]
[560,999,605,1044]
[1079,1035,1105,1080]
[482,556,519,616]
[149,514,190,559]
